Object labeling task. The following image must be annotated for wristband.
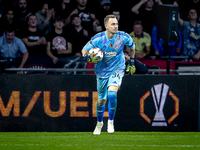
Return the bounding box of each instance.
[129,58,135,65]
[83,53,88,58]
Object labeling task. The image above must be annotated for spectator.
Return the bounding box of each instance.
[21,14,47,57]
[151,25,182,56]
[94,0,112,31]
[112,8,130,33]
[109,0,139,32]
[55,0,76,21]
[111,0,139,14]
[15,0,32,30]
[131,0,163,35]
[35,1,55,35]
[65,14,90,57]
[65,0,100,34]
[0,7,20,36]
[0,28,29,73]
[46,16,72,68]
[87,0,101,9]
[174,0,200,22]
[174,2,200,60]
[127,20,151,59]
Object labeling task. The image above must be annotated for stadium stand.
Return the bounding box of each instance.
[0,0,200,75]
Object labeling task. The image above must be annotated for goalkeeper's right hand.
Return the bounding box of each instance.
[83,52,101,64]
[126,58,136,75]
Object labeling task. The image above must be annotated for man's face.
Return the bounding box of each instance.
[5,11,14,22]
[54,21,64,29]
[105,18,118,34]
[188,9,197,20]
[146,0,154,8]
[5,32,15,43]
[77,0,87,7]
[133,24,143,36]
[103,4,110,12]
[18,0,27,11]
[72,17,81,26]
[112,11,120,21]
[28,15,38,27]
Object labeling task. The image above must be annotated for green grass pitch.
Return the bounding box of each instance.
[0,132,200,150]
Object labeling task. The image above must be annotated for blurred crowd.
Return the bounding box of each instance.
[0,0,200,73]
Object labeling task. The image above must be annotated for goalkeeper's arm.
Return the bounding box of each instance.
[81,49,100,64]
[82,49,88,56]
[126,47,136,75]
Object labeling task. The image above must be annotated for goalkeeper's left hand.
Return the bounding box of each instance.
[126,58,136,75]
[83,52,101,64]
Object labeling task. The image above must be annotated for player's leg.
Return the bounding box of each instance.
[107,71,124,133]
[108,86,118,121]
[96,99,107,123]
[93,99,106,135]
[93,78,108,135]
[107,86,118,133]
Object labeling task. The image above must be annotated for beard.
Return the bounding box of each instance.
[20,7,26,12]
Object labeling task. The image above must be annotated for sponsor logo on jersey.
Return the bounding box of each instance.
[105,51,117,57]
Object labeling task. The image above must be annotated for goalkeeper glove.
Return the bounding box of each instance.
[83,52,101,64]
[126,58,136,75]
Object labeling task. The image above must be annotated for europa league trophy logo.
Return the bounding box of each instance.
[151,83,169,126]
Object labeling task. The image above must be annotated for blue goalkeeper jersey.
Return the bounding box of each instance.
[83,31,135,78]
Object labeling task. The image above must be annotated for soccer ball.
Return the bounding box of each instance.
[88,47,103,60]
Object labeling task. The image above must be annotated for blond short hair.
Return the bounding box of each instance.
[104,15,116,25]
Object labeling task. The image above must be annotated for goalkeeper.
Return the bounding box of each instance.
[82,14,136,135]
